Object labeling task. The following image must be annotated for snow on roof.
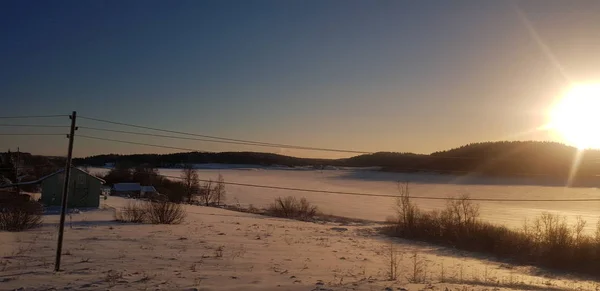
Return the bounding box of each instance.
[113,183,141,192]
[141,186,157,193]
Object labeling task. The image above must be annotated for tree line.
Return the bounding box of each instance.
[0,151,65,190]
[73,141,600,185]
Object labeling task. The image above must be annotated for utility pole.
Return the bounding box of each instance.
[54,111,77,272]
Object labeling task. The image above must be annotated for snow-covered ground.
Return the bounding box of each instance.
[92,167,600,232]
[2,196,598,290]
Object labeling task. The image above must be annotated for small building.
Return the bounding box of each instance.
[141,186,158,197]
[40,167,105,208]
[112,183,141,197]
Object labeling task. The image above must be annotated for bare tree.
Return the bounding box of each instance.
[213,174,226,205]
[198,179,214,206]
[395,182,419,230]
[181,164,199,203]
[133,164,158,185]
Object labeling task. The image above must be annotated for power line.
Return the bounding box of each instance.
[0,124,69,128]
[118,172,600,202]
[78,124,480,158]
[78,115,372,154]
[0,115,68,119]
[79,135,201,152]
[79,126,346,151]
[0,133,66,136]
[78,117,508,159]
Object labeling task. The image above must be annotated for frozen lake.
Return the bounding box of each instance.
[92,166,600,232]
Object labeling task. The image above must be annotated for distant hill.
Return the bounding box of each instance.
[73,141,600,185]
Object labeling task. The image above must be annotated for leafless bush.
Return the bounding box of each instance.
[145,201,186,224]
[247,204,259,214]
[139,271,156,282]
[114,200,185,224]
[443,194,480,227]
[0,200,43,231]
[230,244,246,260]
[408,252,427,283]
[105,270,123,287]
[267,196,318,220]
[385,184,600,278]
[114,201,146,223]
[215,245,224,258]
[386,242,401,281]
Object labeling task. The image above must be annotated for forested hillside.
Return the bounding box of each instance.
[72,141,600,184]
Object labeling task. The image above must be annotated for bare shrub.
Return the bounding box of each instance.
[385,187,600,278]
[114,200,185,224]
[386,242,401,281]
[408,252,427,283]
[139,271,156,282]
[230,244,246,260]
[573,216,587,246]
[215,245,224,258]
[247,204,259,214]
[443,194,480,227]
[0,200,43,231]
[267,196,318,220]
[105,270,123,287]
[114,201,146,223]
[145,201,186,224]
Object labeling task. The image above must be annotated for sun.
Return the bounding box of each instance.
[549,84,600,149]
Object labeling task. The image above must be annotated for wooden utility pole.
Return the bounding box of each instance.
[54,111,77,272]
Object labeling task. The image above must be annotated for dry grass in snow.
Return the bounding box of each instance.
[1,196,599,291]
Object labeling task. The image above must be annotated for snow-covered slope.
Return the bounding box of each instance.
[1,196,597,290]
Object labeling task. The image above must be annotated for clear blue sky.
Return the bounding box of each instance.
[1,0,599,158]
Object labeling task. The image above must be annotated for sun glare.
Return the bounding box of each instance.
[550,84,600,149]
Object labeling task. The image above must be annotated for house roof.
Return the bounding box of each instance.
[37,167,106,184]
[141,186,157,192]
[113,183,141,192]
[0,166,105,189]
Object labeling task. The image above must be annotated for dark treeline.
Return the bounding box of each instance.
[73,141,600,184]
[1,151,65,183]
[74,152,332,168]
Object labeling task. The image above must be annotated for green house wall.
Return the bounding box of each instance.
[40,169,102,208]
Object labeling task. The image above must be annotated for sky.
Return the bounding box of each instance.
[1,0,600,158]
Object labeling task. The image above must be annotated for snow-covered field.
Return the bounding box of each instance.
[2,196,598,290]
[92,166,600,232]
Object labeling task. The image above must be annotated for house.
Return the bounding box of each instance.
[39,167,105,208]
[112,183,141,197]
[141,186,158,197]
